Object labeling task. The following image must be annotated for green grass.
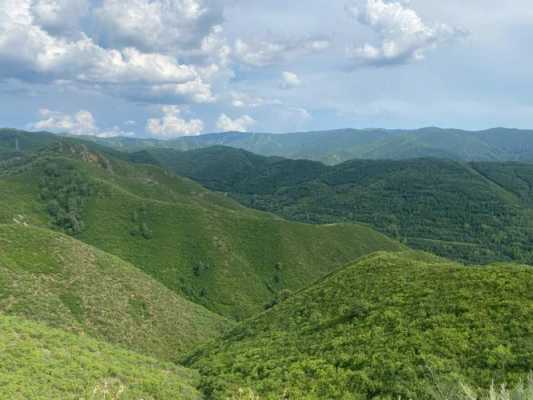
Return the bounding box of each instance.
[0,224,230,362]
[187,251,533,399]
[0,314,202,400]
[0,143,403,319]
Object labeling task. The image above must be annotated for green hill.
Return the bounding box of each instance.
[80,127,533,165]
[187,251,533,400]
[0,141,403,319]
[0,128,59,159]
[0,314,202,400]
[141,146,533,265]
[7,127,533,165]
[0,224,229,361]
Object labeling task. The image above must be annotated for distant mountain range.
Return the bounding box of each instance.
[4,126,533,165]
[75,127,533,164]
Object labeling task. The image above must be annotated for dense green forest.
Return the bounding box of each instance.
[0,130,532,399]
[188,251,533,399]
[137,146,533,265]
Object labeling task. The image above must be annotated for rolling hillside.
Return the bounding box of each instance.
[6,127,533,165]
[0,140,403,319]
[141,146,533,265]
[0,224,229,361]
[0,314,202,400]
[82,127,533,165]
[187,251,533,399]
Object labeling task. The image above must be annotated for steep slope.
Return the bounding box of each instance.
[0,314,202,400]
[145,146,533,265]
[0,224,229,361]
[0,142,403,319]
[187,251,533,400]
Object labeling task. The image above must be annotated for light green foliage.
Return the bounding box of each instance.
[0,314,202,400]
[0,224,230,361]
[187,251,533,399]
[0,143,403,319]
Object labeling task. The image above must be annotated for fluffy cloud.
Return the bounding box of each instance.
[32,0,89,35]
[216,113,255,132]
[230,91,281,108]
[0,0,220,104]
[234,37,331,67]
[346,0,466,66]
[280,71,302,90]
[146,106,204,137]
[31,108,130,137]
[94,0,223,54]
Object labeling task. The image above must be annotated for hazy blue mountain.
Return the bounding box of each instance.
[77,127,533,164]
[4,127,533,164]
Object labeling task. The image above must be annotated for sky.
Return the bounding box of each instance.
[0,0,532,138]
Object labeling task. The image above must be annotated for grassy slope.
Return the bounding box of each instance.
[0,145,403,319]
[0,314,201,400]
[144,146,533,265]
[0,224,229,362]
[187,251,533,400]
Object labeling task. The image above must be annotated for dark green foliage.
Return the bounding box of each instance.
[39,159,92,235]
[149,146,533,265]
[187,251,533,400]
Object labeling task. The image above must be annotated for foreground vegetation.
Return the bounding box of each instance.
[0,224,230,361]
[187,251,533,399]
[0,314,202,400]
[142,146,533,265]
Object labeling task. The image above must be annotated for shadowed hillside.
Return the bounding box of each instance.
[140,146,533,265]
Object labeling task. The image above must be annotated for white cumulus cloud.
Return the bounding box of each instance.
[94,0,223,54]
[32,0,89,35]
[216,113,255,132]
[0,0,222,105]
[280,71,302,90]
[234,37,331,67]
[346,0,466,66]
[146,106,204,137]
[31,108,131,137]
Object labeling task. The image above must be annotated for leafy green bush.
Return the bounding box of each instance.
[188,252,533,399]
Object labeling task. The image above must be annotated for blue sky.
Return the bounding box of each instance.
[1,0,532,138]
